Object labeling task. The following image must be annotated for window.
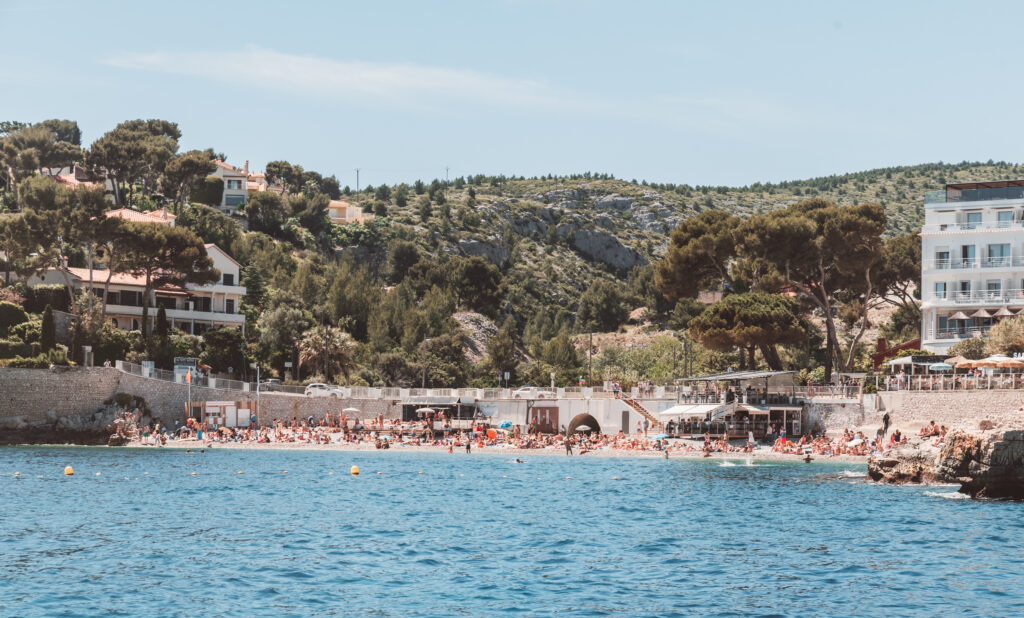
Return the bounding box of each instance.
[960,245,976,267]
[227,179,242,190]
[935,250,950,268]
[987,280,1002,298]
[934,282,947,299]
[224,195,245,206]
[937,315,948,334]
[998,210,1014,227]
[222,273,234,286]
[965,212,982,228]
[226,299,235,314]
[959,281,971,300]
[988,244,1011,266]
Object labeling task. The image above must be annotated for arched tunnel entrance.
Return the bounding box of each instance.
[566,413,601,436]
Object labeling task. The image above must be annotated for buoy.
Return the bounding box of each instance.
[418,471,424,474]
[612,477,620,481]
[64,466,74,476]
[565,476,571,480]
[328,471,334,475]
[96,472,101,476]
[350,466,360,475]
[13,472,20,476]
[503,475,508,478]
[377,471,382,475]
[283,470,288,474]
[237,471,244,475]
[190,472,197,476]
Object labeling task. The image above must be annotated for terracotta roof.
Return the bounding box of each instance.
[105,208,176,225]
[65,267,151,287]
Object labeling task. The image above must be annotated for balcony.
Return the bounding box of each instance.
[105,303,245,323]
[923,257,1020,270]
[927,289,1024,305]
[925,325,992,341]
[925,181,1024,204]
[921,220,1024,234]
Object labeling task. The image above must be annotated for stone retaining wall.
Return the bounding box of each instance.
[0,368,403,433]
[0,367,121,423]
[878,390,1024,431]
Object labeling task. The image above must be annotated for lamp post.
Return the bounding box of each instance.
[250,362,260,426]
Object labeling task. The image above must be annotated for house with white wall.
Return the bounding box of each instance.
[209,160,248,215]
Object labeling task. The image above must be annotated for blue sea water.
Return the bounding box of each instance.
[1,448,1023,617]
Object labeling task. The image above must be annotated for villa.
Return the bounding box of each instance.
[33,244,246,335]
[921,179,1024,352]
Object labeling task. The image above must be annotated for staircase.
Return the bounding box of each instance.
[617,394,663,431]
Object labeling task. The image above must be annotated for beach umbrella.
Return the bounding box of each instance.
[945,355,967,365]
[575,425,592,432]
[498,420,513,429]
[379,435,394,440]
[996,358,1024,369]
[848,438,864,447]
[956,359,978,369]
[415,407,434,413]
[949,311,971,321]
[342,407,361,413]
[994,307,1015,318]
[929,363,953,371]
[651,433,669,440]
[971,308,993,319]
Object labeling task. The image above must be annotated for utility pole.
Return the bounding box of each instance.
[355,168,360,193]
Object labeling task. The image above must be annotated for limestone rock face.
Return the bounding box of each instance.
[867,440,940,484]
[594,194,635,211]
[935,430,1024,499]
[457,239,510,267]
[569,229,648,271]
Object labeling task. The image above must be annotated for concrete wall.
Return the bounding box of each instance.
[878,390,1024,431]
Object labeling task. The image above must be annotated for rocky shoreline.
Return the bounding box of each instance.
[868,428,1024,499]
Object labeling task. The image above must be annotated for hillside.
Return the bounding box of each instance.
[344,161,1022,319]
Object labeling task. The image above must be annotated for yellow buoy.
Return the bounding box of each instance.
[418,471,424,474]
[612,477,620,481]
[64,466,74,476]
[14,471,20,476]
[350,465,360,475]
[190,472,197,476]
[565,476,572,480]
[283,470,288,474]
[377,471,382,475]
[237,471,244,475]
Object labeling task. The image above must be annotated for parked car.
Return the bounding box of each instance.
[260,379,282,392]
[512,386,556,399]
[304,383,339,398]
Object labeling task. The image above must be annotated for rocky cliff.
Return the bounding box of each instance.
[868,429,1024,499]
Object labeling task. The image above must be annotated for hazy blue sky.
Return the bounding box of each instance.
[2,0,1021,189]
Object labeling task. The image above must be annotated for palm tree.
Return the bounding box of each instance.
[298,325,357,383]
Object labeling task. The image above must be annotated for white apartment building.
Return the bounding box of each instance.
[34,244,246,335]
[921,180,1024,352]
[210,160,248,215]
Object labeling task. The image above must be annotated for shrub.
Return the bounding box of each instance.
[23,285,70,313]
[189,176,225,206]
[0,348,66,368]
[40,305,55,352]
[10,320,40,345]
[0,301,29,336]
[0,337,28,358]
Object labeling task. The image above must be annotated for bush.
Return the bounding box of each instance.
[0,301,29,336]
[189,176,225,207]
[23,285,70,313]
[10,320,40,345]
[0,337,28,358]
[0,348,66,368]
[947,337,987,360]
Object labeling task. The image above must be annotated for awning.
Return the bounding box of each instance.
[738,404,771,414]
[680,370,794,382]
[886,356,913,366]
[657,404,723,419]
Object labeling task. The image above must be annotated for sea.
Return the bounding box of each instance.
[1,447,1023,617]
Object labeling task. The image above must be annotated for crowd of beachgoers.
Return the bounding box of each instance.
[118,412,907,460]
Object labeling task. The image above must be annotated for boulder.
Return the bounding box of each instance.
[867,440,940,484]
[594,194,635,211]
[107,434,131,447]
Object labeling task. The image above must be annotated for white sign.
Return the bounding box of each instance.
[284,361,293,368]
[504,372,510,381]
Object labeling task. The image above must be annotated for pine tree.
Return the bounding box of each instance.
[156,304,169,340]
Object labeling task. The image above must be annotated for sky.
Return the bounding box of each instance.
[2,0,1023,189]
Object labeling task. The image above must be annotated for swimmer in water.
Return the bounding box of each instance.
[803,454,814,463]
[513,458,524,463]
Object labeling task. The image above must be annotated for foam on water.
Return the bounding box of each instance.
[719,461,737,467]
[839,470,865,478]
[925,490,970,500]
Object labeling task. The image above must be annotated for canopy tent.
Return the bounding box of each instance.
[929,363,953,371]
[886,356,914,367]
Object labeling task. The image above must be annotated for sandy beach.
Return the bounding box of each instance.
[126,438,869,464]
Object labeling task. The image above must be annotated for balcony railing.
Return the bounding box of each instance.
[925,325,992,341]
[924,257,1020,270]
[926,288,1024,304]
[922,220,1024,234]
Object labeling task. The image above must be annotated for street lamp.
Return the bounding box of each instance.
[250,362,260,426]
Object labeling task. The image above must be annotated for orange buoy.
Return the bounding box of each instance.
[64,466,74,476]
[350,465,360,475]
